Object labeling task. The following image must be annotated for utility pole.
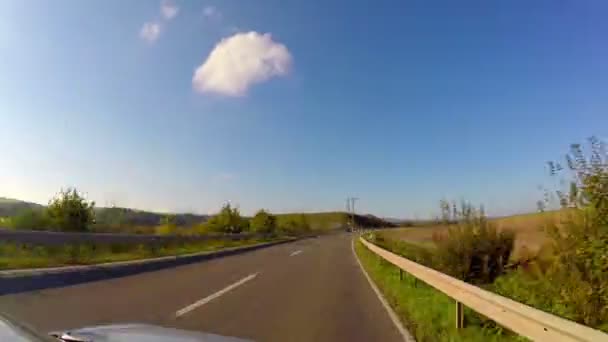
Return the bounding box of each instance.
[346,197,359,231]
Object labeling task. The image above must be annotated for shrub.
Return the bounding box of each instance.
[432,202,515,284]
[278,219,298,235]
[493,137,608,330]
[538,210,608,327]
[540,138,608,327]
[250,209,277,235]
[46,188,95,232]
[205,203,245,234]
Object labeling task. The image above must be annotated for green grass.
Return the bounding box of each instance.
[355,239,525,342]
[0,237,282,270]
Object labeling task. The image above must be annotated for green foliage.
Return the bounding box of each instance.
[205,203,246,234]
[277,219,298,235]
[278,214,311,235]
[547,137,608,221]
[9,209,51,230]
[155,224,176,235]
[526,210,608,328]
[250,209,277,235]
[297,214,311,232]
[492,137,608,331]
[92,207,207,230]
[430,202,515,284]
[46,188,95,232]
[155,214,178,235]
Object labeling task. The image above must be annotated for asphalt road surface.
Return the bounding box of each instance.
[0,233,404,342]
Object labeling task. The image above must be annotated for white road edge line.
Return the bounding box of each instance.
[351,237,415,342]
[289,250,302,257]
[175,273,259,318]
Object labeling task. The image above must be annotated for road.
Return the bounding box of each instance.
[0,233,404,342]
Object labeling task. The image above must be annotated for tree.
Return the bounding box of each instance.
[46,188,95,232]
[250,209,276,235]
[206,203,244,234]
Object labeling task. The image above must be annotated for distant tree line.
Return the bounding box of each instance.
[7,189,313,237]
[196,204,311,236]
[9,188,95,232]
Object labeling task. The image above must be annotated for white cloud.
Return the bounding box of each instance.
[192,31,292,96]
[203,6,221,20]
[140,22,161,43]
[161,0,179,20]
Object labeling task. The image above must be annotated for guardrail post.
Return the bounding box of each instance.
[455,301,464,329]
[399,269,403,281]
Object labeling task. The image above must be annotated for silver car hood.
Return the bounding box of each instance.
[50,324,253,342]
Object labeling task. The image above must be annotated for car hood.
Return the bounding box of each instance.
[49,324,253,342]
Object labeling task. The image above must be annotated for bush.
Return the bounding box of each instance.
[432,203,515,284]
[539,210,608,327]
[250,209,277,235]
[205,203,245,234]
[540,138,608,327]
[46,188,95,232]
[493,137,608,331]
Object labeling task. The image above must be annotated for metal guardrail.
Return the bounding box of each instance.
[359,237,608,342]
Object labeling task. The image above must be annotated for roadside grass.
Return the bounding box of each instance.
[0,237,282,270]
[355,239,524,342]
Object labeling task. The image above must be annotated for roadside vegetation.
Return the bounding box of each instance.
[360,137,608,337]
[1,192,393,235]
[0,193,309,270]
[0,236,279,270]
[355,240,521,341]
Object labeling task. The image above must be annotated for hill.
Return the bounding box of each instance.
[0,197,44,217]
[0,197,208,229]
[93,207,208,228]
[275,211,394,230]
[0,197,393,232]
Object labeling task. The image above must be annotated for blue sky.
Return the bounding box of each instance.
[1,0,607,218]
